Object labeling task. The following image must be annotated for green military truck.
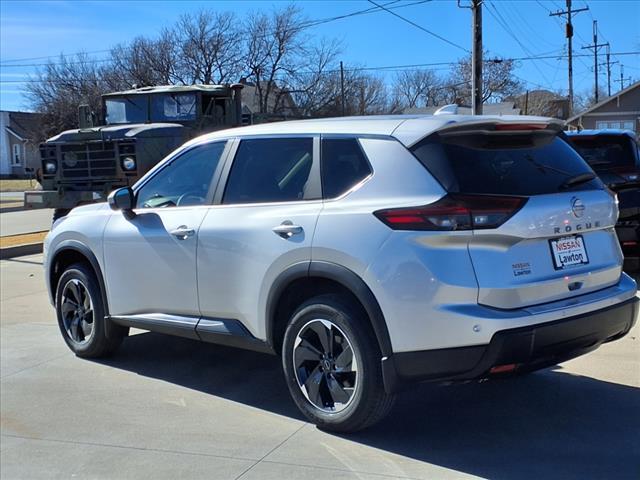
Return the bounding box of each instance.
[25,84,245,221]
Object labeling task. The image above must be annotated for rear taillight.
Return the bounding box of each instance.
[494,123,548,131]
[374,194,527,231]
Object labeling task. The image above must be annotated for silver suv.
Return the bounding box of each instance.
[44,115,639,432]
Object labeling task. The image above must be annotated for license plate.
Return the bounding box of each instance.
[549,235,589,270]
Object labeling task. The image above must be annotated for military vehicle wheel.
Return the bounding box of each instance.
[53,209,70,223]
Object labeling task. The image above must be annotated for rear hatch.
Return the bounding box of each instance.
[567,133,640,191]
[410,122,621,309]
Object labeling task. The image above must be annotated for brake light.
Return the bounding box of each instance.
[494,123,548,131]
[374,194,527,231]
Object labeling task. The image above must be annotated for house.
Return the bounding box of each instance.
[509,90,570,119]
[403,101,521,116]
[0,110,43,178]
[567,81,639,133]
[239,81,299,124]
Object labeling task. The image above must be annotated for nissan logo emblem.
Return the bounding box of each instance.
[571,197,585,218]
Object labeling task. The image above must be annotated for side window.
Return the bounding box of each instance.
[321,138,372,198]
[136,141,226,208]
[223,137,314,204]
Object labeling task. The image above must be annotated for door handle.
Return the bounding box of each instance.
[272,222,303,239]
[170,225,196,240]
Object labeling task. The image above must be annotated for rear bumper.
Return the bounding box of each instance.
[382,296,639,393]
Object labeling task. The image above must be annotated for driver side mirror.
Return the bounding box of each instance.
[108,187,136,218]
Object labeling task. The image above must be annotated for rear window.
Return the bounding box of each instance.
[567,135,637,172]
[411,132,603,196]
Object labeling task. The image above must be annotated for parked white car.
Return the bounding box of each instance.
[44,114,639,432]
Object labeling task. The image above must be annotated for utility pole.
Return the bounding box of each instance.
[614,64,632,90]
[340,61,346,116]
[471,0,483,115]
[599,45,619,97]
[550,0,588,117]
[582,20,608,104]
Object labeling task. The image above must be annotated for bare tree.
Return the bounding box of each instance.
[393,69,443,109]
[287,39,341,117]
[176,10,243,84]
[449,51,522,104]
[574,86,607,113]
[244,5,307,114]
[25,53,108,139]
[103,32,183,90]
[347,72,388,115]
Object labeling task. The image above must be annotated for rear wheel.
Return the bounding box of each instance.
[55,263,125,358]
[282,294,395,432]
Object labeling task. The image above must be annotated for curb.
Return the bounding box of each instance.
[0,242,43,260]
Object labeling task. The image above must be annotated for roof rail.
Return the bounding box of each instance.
[433,104,458,115]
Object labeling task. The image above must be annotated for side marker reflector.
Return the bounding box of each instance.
[489,364,518,374]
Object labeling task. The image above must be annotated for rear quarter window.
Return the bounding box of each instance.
[411,132,603,196]
[321,138,372,198]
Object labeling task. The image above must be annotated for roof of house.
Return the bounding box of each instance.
[6,111,42,141]
[188,113,561,149]
[404,102,521,116]
[567,80,640,123]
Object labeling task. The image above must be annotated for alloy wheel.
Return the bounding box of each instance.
[293,319,358,413]
[60,279,95,345]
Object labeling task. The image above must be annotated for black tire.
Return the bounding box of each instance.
[52,209,70,223]
[282,294,395,433]
[55,263,125,358]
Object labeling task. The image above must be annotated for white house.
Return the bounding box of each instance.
[0,110,42,177]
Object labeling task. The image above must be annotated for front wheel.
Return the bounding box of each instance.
[282,294,395,432]
[55,263,125,358]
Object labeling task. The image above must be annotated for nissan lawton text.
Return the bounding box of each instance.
[44,114,639,432]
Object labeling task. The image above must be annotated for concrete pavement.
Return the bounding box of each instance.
[1,255,639,479]
[0,209,52,236]
[0,192,25,201]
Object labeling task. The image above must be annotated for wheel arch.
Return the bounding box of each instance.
[49,241,117,338]
[266,261,393,358]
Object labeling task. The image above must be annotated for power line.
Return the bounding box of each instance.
[0,49,113,65]
[367,0,470,52]
[486,1,555,89]
[0,0,430,66]
[2,51,638,83]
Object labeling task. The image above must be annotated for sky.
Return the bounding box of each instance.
[1,0,639,111]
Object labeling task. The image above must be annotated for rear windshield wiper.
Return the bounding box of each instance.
[524,154,574,176]
[560,172,597,190]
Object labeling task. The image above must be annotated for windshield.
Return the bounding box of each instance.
[105,97,148,125]
[150,93,197,122]
[567,135,636,172]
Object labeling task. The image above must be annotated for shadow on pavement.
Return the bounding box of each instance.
[98,331,640,480]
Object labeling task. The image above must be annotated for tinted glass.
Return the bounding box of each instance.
[223,138,314,204]
[411,133,602,196]
[568,135,636,172]
[136,142,226,208]
[105,97,147,124]
[321,138,372,198]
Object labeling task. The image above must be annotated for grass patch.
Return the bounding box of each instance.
[0,179,39,192]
